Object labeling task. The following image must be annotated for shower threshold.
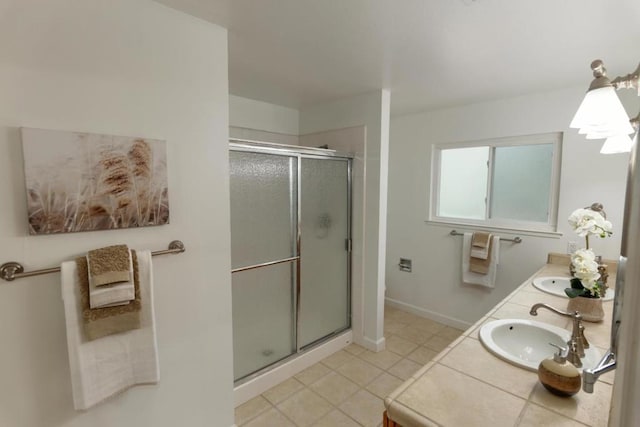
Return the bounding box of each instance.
[233,329,353,407]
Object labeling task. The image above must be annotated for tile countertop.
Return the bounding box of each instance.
[384,254,617,427]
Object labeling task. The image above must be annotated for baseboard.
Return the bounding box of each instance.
[362,335,386,352]
[385,297,472,331]
[233,330,352,407]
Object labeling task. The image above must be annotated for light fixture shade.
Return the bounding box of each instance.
[570,87,634,137]
[600,134,634,154]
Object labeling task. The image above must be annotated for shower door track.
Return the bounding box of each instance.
[230,140,353,384]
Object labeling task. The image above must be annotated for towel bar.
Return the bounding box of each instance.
[450,230,522,244]
[0,240,185,282]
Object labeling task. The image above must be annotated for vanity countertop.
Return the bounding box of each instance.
[384,255,616,427]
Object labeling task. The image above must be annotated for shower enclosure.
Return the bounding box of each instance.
[229,140,352,383]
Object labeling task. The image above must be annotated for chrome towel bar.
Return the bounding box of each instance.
[450,230,522,244]
[0,240,185,282]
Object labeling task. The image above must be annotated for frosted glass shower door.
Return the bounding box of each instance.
[298,157,350,348]
[229,151,297,381]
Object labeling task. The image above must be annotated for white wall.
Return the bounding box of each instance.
[300,90,391,351]
[0,1,234,426]
[229,95,299,145]
[386,87,630,328]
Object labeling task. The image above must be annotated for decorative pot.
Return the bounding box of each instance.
[567,296,604,323]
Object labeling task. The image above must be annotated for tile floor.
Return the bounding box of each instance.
[235,305,464,427]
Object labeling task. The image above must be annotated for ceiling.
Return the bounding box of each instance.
[155,0,640,116]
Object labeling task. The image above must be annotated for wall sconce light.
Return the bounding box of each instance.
[570,60,640,154]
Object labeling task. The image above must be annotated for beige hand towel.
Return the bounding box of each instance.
[462,233,500,288]
[61,250,159,410]
[470,234,493,274]
[470,232,492,259]
[87,249,135,308]
[78,252,141,341]
[87,244,131,286]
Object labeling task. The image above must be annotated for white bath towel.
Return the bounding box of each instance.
[87,250,135,309]
[462,233,500,288]
[61,250,159,410]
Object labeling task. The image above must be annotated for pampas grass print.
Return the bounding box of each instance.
[23,129,169,234]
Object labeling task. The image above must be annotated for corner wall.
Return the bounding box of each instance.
[229,95,299,145]
[0,1,234,426]
[300,90,391,351]
[386,87,630,328]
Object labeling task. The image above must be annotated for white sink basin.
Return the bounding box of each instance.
[479,319,601,371]
[532,276,614,301]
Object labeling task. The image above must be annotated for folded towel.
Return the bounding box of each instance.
[61,250,159,410]
[470,232,492,259]
[88,250,135,309]
[78,253,142,341]
[470,234,493,274]
[87,244,131,286]
[462,233,500,288]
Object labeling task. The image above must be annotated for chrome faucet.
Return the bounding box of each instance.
[529,303,588,368]
[582,256,626,393]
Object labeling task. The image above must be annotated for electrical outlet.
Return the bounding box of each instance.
[567,241,577,254]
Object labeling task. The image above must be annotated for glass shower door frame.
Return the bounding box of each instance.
[230,140,353,383]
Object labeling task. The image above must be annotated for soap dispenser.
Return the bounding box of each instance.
[538,343,581,396]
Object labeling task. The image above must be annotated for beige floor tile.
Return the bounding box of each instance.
[437,326,463,341]
[339,389,385,427]
[438,338,538,399]
[320,350,356,370]
[313,409,361,427]
[423,335,453,353]
[277,389,333,427]
[243,407,295,427]
[397,364,526,427]
[405,346,438,365]
[358,349,402,370]
[366,372,404,399]
[336,358,384,386]
[383,319,409,335]
[388,358,422,380]
[235,395,272,426]
[530,381,613,427]
[385,309,421,324]
[262,377,305,405]
[309,371,360,405]
[519,403,588,427]
[294,363,332,386]
[412,317,447,334]
[393,325,433,344]
[343,343,367,356]
[384,334,418,356]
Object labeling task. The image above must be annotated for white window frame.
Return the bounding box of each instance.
[429,132,562,234]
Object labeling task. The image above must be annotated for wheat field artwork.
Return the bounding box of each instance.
[21,128,170,235]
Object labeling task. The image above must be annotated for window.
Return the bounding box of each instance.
[430,133,562,233]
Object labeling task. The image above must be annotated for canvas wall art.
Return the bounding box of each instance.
[21,128,169,235]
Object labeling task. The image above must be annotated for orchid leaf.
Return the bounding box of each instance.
[570,278,584,289]
[565,288,585,298]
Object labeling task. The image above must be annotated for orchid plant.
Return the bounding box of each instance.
[567,207,613,249]
[567,249,602,298]
[565,205,613,299]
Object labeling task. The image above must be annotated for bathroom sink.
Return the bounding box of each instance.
[532,276,614,301]
[479,319,601,371]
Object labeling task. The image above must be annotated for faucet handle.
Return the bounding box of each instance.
[579,323,590,350]
[566,339,583,368]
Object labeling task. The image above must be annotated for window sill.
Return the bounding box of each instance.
[424,219,564,239]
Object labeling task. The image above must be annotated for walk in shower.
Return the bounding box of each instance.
[229,140,352,384]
